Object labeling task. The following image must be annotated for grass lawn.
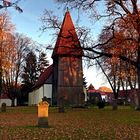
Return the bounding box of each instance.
[0,106,140,140]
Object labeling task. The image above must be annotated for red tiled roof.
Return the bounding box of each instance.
[33,65,53,89]
[100,92,112,95]
[88,89,100,93]
[52,10,83,58]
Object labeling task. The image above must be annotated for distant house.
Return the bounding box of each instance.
[87,89,102,104]
[100,91,113,103]
[87,89,113,104]
[117,89,138,105]
[0,93,17,106]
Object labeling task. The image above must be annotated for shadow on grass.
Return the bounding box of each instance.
[11,125,54,129]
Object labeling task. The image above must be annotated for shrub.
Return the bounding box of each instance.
[1,102,6,112]
[97,101,105,109]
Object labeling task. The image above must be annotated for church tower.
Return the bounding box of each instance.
[52,10,84,106]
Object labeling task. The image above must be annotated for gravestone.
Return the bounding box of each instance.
[134,91,139,110]
[1,102,6,112]
[112,99,118,110]
[38,97,49,127]
[58,96,65,113]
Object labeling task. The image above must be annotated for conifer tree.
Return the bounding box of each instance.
[37,52,49,75]
[22,51,38,90]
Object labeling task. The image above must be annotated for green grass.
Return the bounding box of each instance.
[0,106,140,140]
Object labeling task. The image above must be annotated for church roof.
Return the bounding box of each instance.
[33,65,53,89]
[52,10,83,58]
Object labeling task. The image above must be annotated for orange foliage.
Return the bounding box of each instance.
[0,12,16,79]
[98,86,112,93]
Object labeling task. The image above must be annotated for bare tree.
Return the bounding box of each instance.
[0,0,22,12]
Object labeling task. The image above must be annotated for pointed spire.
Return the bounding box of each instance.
[67,7,69,11]
[52,10,83,58]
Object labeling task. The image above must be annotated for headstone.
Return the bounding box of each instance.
[134,91,139,110]
[1,102,6,112]
[112,99,118,110]
[38,98,49,127]
[58,96,65,113]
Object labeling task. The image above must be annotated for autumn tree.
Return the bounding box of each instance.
[51,0,140,110]
[0,14,25,106]
[96,24,138,109]
[1,32,17,107]
[0,12,33,106]
[0,12,15,97]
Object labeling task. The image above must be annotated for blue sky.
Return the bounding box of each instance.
[8,0,104,43]
[7,0,110,88]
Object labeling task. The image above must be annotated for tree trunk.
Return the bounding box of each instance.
[112,92,118,110]
[136,38,140,110]
[11,98,15,107]
[135,67,140,110]
[0,63,2,96]
[58,96,65,113]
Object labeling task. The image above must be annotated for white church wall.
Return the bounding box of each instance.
[34,90,38,105]
[0,98,17,106]
[38,87,43,103]
[28,84,52,106]
[83,87,87,102]
[28,91,33,105]
[44,84,52,99]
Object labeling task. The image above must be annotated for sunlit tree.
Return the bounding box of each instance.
[52,0,140,110]
[0,12,15,98]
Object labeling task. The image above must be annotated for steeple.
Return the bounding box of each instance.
[52,10,84,106]
[52,10,83,58]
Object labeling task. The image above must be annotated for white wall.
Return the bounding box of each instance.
[44,84,52,99]
[83,87,87,102]
[101,95,108,102]
[0,99,17,107]
[28,84,52,106]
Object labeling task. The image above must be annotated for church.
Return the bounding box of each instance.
[28,10,85,106]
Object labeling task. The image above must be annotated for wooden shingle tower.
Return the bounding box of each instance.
[52,10,84,106]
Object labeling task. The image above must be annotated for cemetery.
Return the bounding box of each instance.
[0,106,140,139]
[0,0,140,139]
